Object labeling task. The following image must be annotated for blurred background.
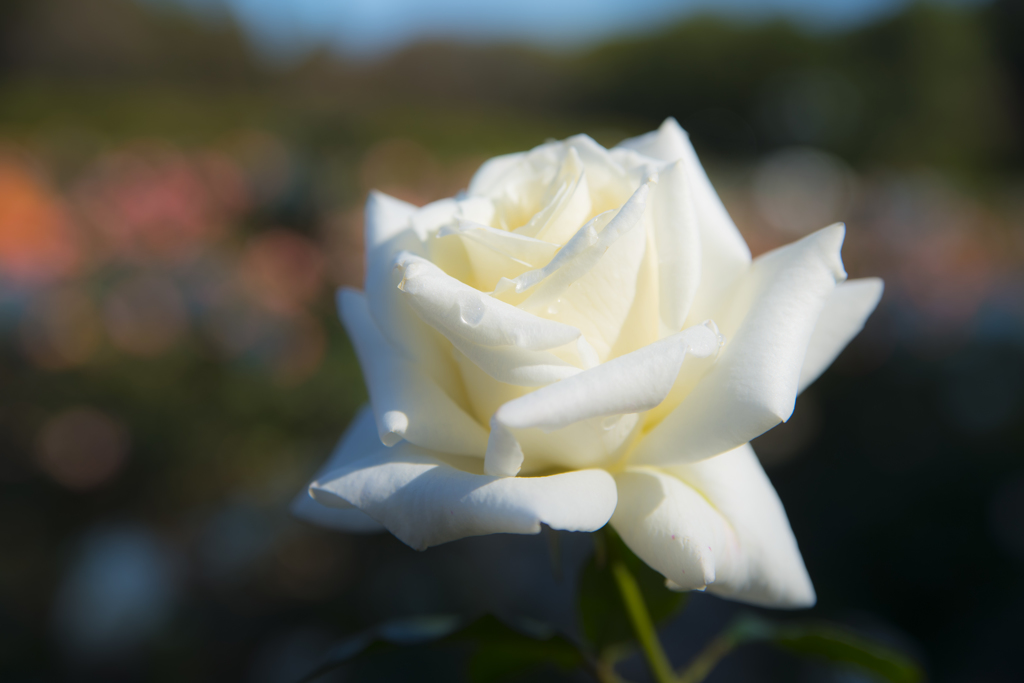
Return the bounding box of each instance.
[1,0,1022,681]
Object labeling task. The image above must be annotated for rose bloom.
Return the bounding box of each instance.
[294,119,882,608]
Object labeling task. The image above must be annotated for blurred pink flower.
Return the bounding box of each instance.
[74,147,247,265]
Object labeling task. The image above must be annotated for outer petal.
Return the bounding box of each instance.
[291,494,384,532]
[310,443,618,551]
[467,151,529,197]
[611,444,815,608]
[363,192,466,401]
[338,287,489,455]
[798,278,884,393]
[636,224,847,466]
[650,160,702,335]
[616,118,751,321]
[365,189,417,250]
[290,406,385,533]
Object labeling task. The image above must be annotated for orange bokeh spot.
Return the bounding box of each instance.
[0,158,81,285]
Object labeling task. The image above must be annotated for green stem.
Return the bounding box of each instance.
[610,559,676,683]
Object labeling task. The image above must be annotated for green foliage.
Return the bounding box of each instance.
[772,621,922,683]
[2,0,1019,175]
[682,615,924,683]
[295,544,925,683]
[577,528,687,653]
[297,614,585,683]
[464,618,585,683]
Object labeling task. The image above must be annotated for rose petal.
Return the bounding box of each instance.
[611,444,815,608]
[395,252,581,351]
[363,191,466,400]
[562,135,632,209]
[291,406,386,532]
[493,210,614,299]
[650,160,702,335]
[494,323,721,433]
[365,190,416,248]
[395,249,587,387]
[518,181,649,302]
[448,336,582,387]
[498,181,655,360]
[483,322,721,477]
[636,224,847,466]
[616,118,751,320]
[468,151,528,197]
[310,443,618,550]
[798,278,884,393]
[516,146,594,245]
[441,220,559,267]
[338,288,489,455]
[291,494,384,532]
[434,229,533,292]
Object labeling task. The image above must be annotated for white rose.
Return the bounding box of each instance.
[293,118,882,608]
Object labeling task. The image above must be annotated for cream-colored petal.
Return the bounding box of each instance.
[467,151,529,198]
[447,334,582,387]
[636,225,847,466]
[562,134,633,211]
[396,252,581,351]
[310,442,618,551]
[545,205,653,359]
[364,190,417,248]
[291,493,384,532]
[611,444,815,608]
[617,118,751,321]
[494,323,721,433]
[338,288,488,455]
[798,278,884,393]
[291,407,386,532]
[650,160,702,335]
[442,221,559,267]
[498,181,655,359]
[483,322,721,477]
[362,192,466,401]
[517,146,593,245]
[493,210,615,301]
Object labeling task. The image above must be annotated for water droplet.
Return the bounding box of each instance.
[546,305,559,315]
[457,292,485,327]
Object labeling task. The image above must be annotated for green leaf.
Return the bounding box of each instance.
[459,615,586,683]
[577,528,688,653]
[678,615,924,683]
[297,614,466,683]
[296,614,586,683]
[466,626,583,682]
[773,623,923,683]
